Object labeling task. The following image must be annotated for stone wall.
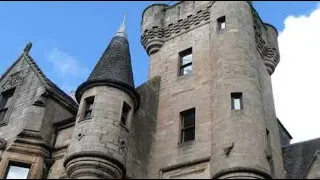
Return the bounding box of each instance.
[126,76,160,179]
[0,57,43,146]
[48,119,75,179]
[142,1,284,179]
[0,54,76,179]
[142,8,213,177]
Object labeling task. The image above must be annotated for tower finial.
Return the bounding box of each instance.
[23,42,32,54]
[115,14,126,37]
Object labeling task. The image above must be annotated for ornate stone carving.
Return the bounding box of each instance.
[1,71,23,90]
[23,42,32,54]
[0,138,7,150]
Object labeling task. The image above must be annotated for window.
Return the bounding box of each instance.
[121,102,131,126]
[180,108,195,143]
[83,96,94,119]
[5,162,31,179]
[0,88,15,123]
[179,48,193,76]
[217,16,226,31]
[231,92,243,110]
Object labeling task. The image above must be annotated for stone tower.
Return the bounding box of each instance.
[141,1,284,179]
[64,17,140,179]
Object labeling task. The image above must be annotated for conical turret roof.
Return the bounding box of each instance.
[76,16,139,110]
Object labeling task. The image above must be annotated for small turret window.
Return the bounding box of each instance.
[217,16,226,31]
[179,48,193,76]
[231,92,243,110]
[121,102,131,126]
[180,108,196,143]
[0,88,15,123]
[83,96,94,119]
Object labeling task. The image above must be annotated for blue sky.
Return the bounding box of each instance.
[0,1,316,90]
[0,1,320,143]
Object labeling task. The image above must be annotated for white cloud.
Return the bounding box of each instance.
[46,48,89,79]
[272,4,320,143]
[45,48,89,94]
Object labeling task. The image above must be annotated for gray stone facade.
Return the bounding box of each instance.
[0,1,319,179]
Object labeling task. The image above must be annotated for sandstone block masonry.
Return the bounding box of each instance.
[1,1,317,179]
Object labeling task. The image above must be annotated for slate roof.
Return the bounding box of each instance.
[87,35,134,88]
[282,137,320,179]
[0,44,78,113]
[75,19,140,110]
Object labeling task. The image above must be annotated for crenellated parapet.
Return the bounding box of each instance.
[163,7,210,38]
[141,26,165,55]
[141,4,167,55]
[141,2,212,55]
[252,9,280,75]
[141,1,280,76]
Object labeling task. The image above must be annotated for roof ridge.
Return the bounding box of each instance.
[302,150,320,178]
[286,137,320,148]
[23,53,79,111]
[1,42,78,112]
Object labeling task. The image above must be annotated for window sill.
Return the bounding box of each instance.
[177,140,195,148]
[78,117,92,123]
[177,73,193,80]
[217,28,227,34]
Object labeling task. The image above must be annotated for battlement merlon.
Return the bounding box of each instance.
[141,1,280,75]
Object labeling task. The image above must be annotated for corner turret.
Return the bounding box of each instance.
[64,16,139,179]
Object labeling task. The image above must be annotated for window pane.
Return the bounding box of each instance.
[84,110,91,119]
[182,65,192,75]
[183,112,195,128]
[0,97,8,109]
[184,128,195,142]
[1,89,15,109]
[4,96,13,108]
[6,165,30,179]
[182,54,192,65]
[88,103,93,110]
[221,22,226,29]
[233,98,241,110]
[83,96,94,119]
[121,102,131,126]
[0,109,6,122]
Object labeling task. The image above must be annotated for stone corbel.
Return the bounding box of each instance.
[223,142,234,157]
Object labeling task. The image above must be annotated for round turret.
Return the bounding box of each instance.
[64,18,139,179]
[141,4,168,55]
[209,1,272,179]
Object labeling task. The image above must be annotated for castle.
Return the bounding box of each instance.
[0,1,319,179]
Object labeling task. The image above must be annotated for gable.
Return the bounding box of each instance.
[1,48,78,115]
[0,55,26,90]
